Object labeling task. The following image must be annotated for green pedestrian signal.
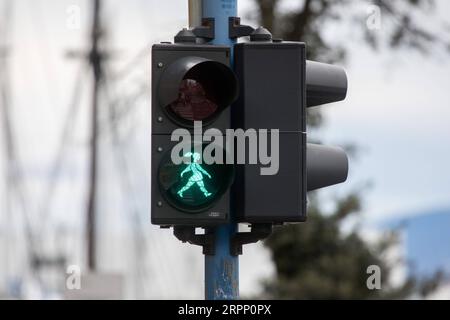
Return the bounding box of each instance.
[157,146,233,213]
[177,152,213,199]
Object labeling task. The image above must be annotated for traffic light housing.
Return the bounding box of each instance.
[232,39,348,224]
[151,43,238,226]
[151,26,349,228]
[232,41,307,223]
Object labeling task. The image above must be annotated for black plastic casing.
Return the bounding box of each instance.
[232,41,307,223]
[151,43,234,226]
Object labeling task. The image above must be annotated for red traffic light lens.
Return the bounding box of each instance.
[168,79,219,122]
[158,58,238,127]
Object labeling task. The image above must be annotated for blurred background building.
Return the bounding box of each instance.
[0,0,449,299]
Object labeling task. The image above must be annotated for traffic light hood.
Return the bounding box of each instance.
[306,144,349,191]
[306,61,348,107]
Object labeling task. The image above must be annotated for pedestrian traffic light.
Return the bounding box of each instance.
[151,39,238,226]
[151,26,349,228]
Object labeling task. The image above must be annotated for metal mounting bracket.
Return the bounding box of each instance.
[192,17,215,40]
[229,17,255,39]
[173,226,216,255]
[230,223,272,256]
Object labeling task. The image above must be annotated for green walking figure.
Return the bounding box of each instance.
[177,152,212,198]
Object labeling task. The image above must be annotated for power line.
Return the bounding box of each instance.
[101,52,177,296]
[100,71,152,298]
[111,45,151,80]
[37,62,88,235]
[0,0,39,288]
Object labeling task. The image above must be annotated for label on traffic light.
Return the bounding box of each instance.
[158,144,234,213]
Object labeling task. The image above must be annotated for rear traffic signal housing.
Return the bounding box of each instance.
[232,34,348,224]
[232,40,307,223]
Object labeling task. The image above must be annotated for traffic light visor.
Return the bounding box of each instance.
[306,144,349,191]
[306,61,348,107]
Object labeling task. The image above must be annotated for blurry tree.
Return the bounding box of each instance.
[253,0,449,299]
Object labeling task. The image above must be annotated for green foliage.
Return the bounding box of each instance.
[253,0,447,299]
[265,196,366,298]
[262,194,444,299]
[255,0,448,63]
[254,0,449,127]
[262,194,398,299]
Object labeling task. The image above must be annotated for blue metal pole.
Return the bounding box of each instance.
[203,0,239,300]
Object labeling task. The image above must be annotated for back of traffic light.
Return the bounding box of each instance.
[232,31,307,224]
[231,26,348,224]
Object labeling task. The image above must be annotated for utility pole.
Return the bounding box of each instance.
[188,0,202,28]
[86,0,103,272]
[200,0,239,300]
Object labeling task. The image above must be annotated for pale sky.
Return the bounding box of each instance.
[1,0,449,299]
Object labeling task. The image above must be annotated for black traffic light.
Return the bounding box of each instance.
[151,42,238,226]
[232,37,348,224]
[151,25,349,228]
